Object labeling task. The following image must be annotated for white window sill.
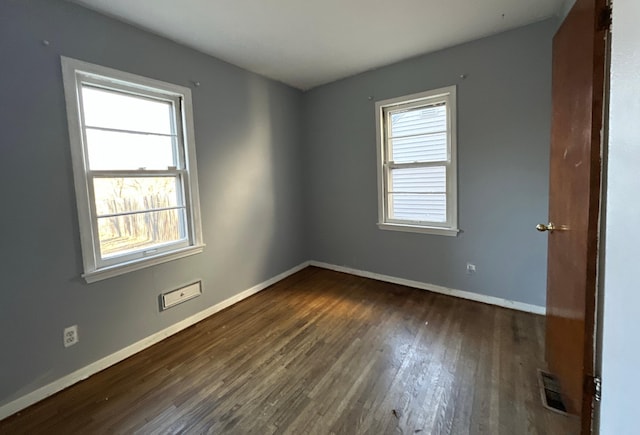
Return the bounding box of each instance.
[82,244,206,283]
[377,222,460,237]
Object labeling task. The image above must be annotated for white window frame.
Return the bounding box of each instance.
[375,86,459,236]
[61,57,205,283]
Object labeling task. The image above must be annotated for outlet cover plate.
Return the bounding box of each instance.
[64,325,78,348]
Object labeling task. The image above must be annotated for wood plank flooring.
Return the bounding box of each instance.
[0,267,579,434]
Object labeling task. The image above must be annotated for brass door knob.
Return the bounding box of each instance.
[536,223,556,232]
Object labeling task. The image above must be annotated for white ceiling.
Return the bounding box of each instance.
[70,0,564,90]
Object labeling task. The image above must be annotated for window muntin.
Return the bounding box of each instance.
[376,86,458,235]
[62,57,204,282]
[92,176,188,260]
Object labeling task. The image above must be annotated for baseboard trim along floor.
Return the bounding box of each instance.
[0,261,311,421]
[0,260,544,420]
[309,261,546,315]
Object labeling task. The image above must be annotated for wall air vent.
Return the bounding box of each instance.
[161,281,202,310]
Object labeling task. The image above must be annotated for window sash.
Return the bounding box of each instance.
[384,104,451,227]
[97,219,190,266]
[383,163,451,226]
[385,195,448,224]
[78,81,184,170]
[383,101,449,162]
[74,70,193,269]
[61,57,204,282]
[77,79,190,262]
[62,56,205,282]
[376,86,457,232]
[86,169,188,265]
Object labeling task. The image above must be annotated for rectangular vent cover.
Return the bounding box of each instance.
[537,369,569,415]
[161,281,202,310]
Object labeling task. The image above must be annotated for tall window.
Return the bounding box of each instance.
[62,57,204,282]
[375,86,458,236]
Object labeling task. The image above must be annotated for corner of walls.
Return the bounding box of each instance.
[1,0,556,420]
[309,261,546,315]
[302,19,556,308]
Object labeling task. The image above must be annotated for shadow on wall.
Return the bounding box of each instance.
[189,73,304,300]
[207,76,279,289]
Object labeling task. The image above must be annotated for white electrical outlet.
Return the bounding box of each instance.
[466,263,477,274]
[64,325,79,348]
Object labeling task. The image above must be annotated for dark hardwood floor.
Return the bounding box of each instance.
[0,267,578,434]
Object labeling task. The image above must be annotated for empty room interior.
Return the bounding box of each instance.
[0,0,638,434]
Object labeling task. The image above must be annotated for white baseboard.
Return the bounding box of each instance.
[309,261,546,315]
[0,259,543,421]
[0,261,311,421]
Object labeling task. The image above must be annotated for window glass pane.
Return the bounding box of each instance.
[93,177,181,216]
[98,208,186,258]
[389,166,446,193]
[390,104,446,138]
[81,85,174,134]
[86,129,176,170]
[389,193,446,223]
[390,132,447,163]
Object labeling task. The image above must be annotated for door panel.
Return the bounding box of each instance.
[545,0,607,426]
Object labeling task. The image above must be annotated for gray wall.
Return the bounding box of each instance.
[0,0,557,413]
[600,0,640,433]
[303,19,555,307]
[0,0,305,408]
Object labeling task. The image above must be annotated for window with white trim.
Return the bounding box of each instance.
[376,86,458,236]
[62,57,204,283]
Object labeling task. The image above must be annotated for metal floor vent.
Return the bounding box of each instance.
[537,369,569,415]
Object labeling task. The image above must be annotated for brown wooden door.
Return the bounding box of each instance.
[544,0,608,430]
